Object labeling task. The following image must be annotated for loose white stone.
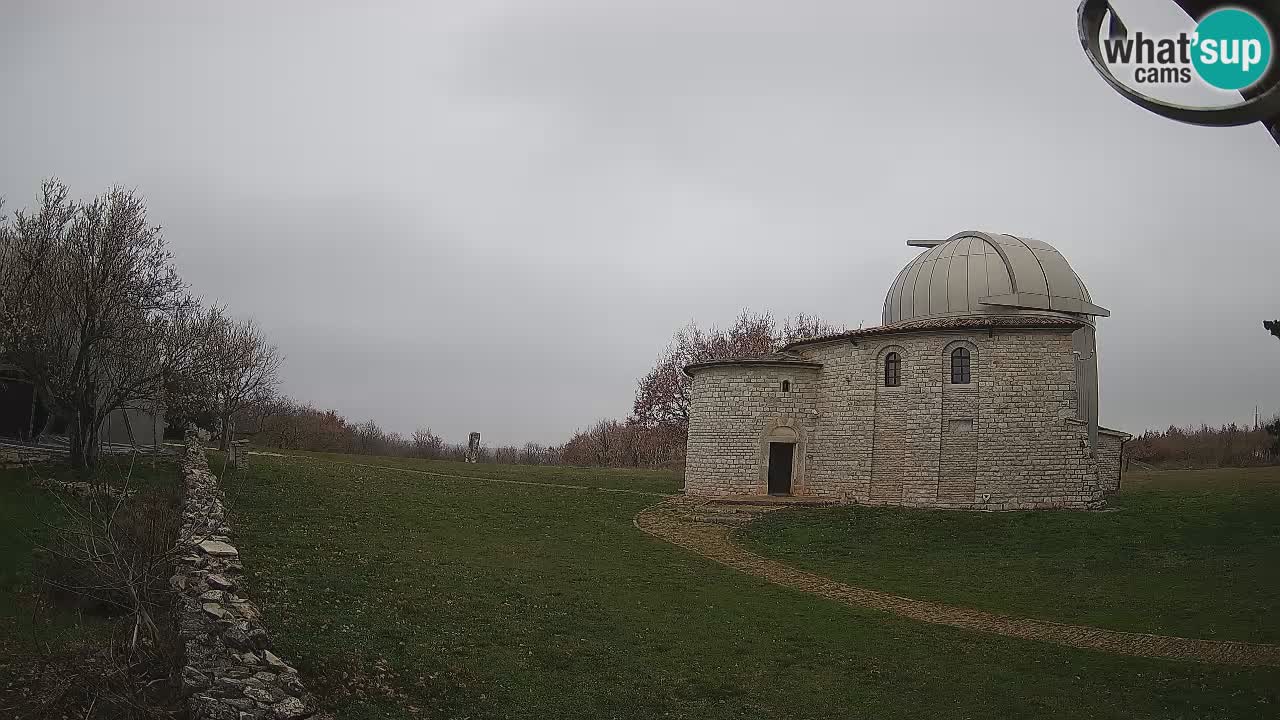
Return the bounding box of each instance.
[198,539,239,557]
[207,573,235,590]
[202,602,230,620]
[262,649,289,670]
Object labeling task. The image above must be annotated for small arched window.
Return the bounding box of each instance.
[884,352,900,387]
[781,380,790,393]
[951,347,971,384]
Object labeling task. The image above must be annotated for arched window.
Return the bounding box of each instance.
[781,380,791,393]
[884,352,900,387]
[951,347,971,384]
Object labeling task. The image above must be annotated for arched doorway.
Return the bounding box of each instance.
[765,425,798,495]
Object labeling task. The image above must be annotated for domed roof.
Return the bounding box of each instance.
[882,231,1109,327]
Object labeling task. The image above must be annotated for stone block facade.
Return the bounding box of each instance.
[685,362,820,496]
[685,326,1127,510]
[1095,429,1127,494]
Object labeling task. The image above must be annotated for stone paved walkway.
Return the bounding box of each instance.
[635,497,1280,668]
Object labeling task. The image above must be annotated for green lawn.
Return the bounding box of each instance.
[219,454,1279,720]
[280,450,684,494]
[2,462,118,656]
[740,467,1280,644]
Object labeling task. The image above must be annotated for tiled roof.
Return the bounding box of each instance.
[683,316,1084,375]
[683,351,823,376]
[782,315,1084,351]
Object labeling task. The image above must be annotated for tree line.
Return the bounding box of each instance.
[245,400,691,468]
[8,177,1272,473]
[233,310,841,468]
[1127,420,1278,469]
[0,178,847,471]
[1,179,839,472]
[0,180,281,473]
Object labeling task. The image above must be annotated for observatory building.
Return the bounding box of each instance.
[683,231,1127,510]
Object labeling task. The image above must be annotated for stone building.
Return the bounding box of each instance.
[0,371,38,440]
[0,364,163,446]
[683,231,1129,510]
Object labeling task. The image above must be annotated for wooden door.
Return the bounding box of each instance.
[767,442,794,495]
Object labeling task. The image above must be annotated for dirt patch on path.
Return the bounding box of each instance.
[635,497,1280,668]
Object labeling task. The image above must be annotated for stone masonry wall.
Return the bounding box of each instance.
[808,328,1106,509]
[684,365,819,496]
[686,328,1119,510]
[938,364,980,505]
[1096,430,1126,494]
[172,431,326,720]
[967,331,1098,510]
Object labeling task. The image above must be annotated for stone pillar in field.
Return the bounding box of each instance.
[229,440,251,470]
[466,432,481,463]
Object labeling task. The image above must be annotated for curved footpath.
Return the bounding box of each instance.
[635,497,1280,668]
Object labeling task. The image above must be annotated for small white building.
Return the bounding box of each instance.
[99,406,167,447]
[683,231,1127,510]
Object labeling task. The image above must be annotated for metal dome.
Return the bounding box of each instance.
[882,231,1109,327]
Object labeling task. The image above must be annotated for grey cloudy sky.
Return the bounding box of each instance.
[2,0,1277,445]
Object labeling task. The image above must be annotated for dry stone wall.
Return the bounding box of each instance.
[685,327,1124,510]
[172,431,326,720]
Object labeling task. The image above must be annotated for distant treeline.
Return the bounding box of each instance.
[1127,419,1280,469]
[240,397,1280,471]
[236,310,837,470]
[239,398,686,468]
[239,308,1280,473]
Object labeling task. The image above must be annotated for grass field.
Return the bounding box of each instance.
[277,450,683,494]
[0,458,175,654]
[219,453,1279,720]
[0,464,93,663]
[0,457,179,716]
[740,467,1280,644]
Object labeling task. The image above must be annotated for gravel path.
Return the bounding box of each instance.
[635,498,1280,667]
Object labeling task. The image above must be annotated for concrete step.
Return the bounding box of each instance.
[703,495,839,508]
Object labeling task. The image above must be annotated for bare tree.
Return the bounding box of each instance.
[412,427,445,459]
[0,188,74,360]
[519,441,546,465]
[1266,321,1280,453]
[616,423,646,467]
[0,181,214,474]
[37,469,184,652]
[588,418,620,466]
[782,312,842,345]
[354,419,384,455]
[631,309,842,433]
[208,311,282,451]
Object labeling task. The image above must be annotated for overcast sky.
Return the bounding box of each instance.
[2,0,1277,445]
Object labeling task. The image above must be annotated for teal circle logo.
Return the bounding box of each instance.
[1192,8,1272,90]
